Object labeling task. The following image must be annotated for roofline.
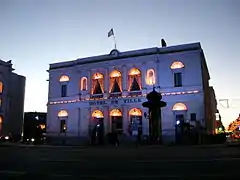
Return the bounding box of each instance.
[200,49,210,80]
[49,42,202,70]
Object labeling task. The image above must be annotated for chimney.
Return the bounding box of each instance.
[161,39,167,47]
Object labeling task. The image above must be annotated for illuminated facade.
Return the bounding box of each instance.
[47,42,216,144]
[0,59,26,140]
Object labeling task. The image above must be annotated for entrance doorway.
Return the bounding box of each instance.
[110,109,123,134]
[91,110,104,145]
[129,108,142,136]
[175,114,185,143]
[172,103,188,144]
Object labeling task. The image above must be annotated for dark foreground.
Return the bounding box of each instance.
[0,145,240,179]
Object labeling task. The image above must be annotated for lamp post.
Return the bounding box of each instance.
[142,86,166,144]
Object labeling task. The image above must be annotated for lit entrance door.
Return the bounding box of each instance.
[110,109,123,134]
[175,114,185,143]
[172,103,188,144]
[91,110,104,145]
[129,108,143,136]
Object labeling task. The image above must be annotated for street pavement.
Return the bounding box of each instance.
[0,144,240,179]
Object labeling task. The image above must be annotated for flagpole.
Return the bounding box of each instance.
[113,35,117,49]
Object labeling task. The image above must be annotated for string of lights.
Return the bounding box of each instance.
[48,90,200,105]
[218,98,240,109]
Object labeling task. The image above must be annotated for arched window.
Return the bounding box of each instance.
[128,68,141,91]
[110,109,122,116]
[146,69,156,85]
[59,75,70,82]
[80,77,88,91]
[92,110,104,118]
[0,81,3,93]
[92,73,104,95]
[58,110,68,117]
[172,103,187,111]
[109,70,122,94]
[170,61,184,69]
[129,108,142,116]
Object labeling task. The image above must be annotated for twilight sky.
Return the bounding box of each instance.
[0,0,239,127]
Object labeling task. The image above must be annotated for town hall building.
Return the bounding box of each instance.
[46,42,217,144]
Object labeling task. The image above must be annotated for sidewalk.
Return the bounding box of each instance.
[1,142,239,149]
[0,142,85,148]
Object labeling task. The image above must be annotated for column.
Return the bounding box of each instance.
[104,68,109,94]
[122,105,129,135]
[122,65,128,96]
[77,108,81,136]
[87,70,91,98]
[103,106,110,135]
[139,63,146,89]
[87,107,92,136]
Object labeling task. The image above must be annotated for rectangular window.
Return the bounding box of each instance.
[61,85,67,97]
[60,120,66,133]
[190,113,197,121]
[174,73,182,87]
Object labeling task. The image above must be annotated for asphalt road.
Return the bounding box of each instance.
[0,145,240,179]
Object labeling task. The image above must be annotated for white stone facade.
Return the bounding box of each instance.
[47,42,215,143]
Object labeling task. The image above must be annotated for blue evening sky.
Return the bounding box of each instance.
[0,0,239,127]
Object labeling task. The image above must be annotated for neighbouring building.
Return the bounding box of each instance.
[23,112,46,140]
[46,42,217,144]
[0,59,26,141]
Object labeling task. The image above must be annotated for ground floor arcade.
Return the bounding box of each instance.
[47,100,203,144]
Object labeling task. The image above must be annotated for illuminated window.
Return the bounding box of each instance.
[80,77,88,91]
[172,103,187,111]
[92,73,103,80]
[129,68,141,76]
[170,61,184,69]
[129,108,142,116]
[92,73,104,94]
[0,116,3,132]
[146,69,156,85]
[110,70,121,78]
[58,110,68,117]
[109,70,122,93]
[0,81,3,93]
[92,110,104,118]
[59,75,70,82]
[110,109,122,116]
[39,124,46,129]
[128,68,141,91]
